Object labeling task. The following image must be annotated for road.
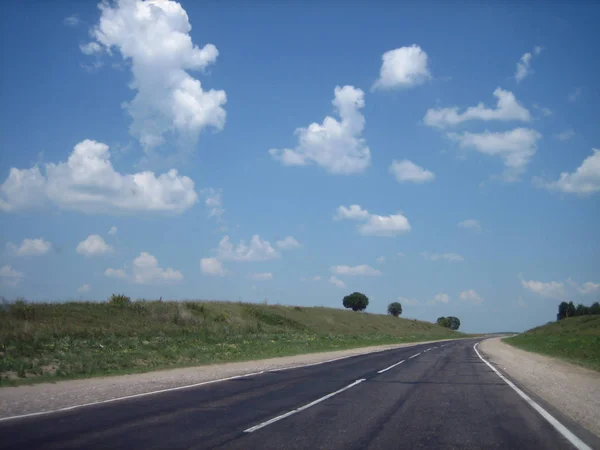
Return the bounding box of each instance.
[0,338,594,449]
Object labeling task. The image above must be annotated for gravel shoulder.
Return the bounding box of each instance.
[0,338,458,419]
[480,336,600,438]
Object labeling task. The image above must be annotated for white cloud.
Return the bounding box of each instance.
[84,0,226,151]
[131,252,183,284]
[424,88,530,129]
[358,213,411,237]
[515,47,542,83]
[7,238,52,256]
[554,130,575,141]
[459,289,483,304]
[376,256,385,264]
[76,235,113,256]
[200,257,225,276]
[108,226,118,235]
[312,275,322,281]
[331,264,382,276]
[372,45,431,90]
[0,265,24,287]
[448,128,542,180]
[201,188,225,226]
[533,104,552,117]
[80,41,103,55]
[516,297,528,309]
[389,160,435,183]
[63,16,80,26]
[568,278,600,295]
[422,252,464,262]
[78,284,91,293]
[399,296,420,306]
[276,236,302,250]
[0,140,198,214]
[521,279,564,298]
[217,235,279,262]
[249,272,273,281]
[104,268,128,280]
[433,293,450,304]
[269,85,370,174]
[534,149,600,195]
[568,87,582,102]
[329,276,345,288]
[334,204,370,221]
[457,219,482,233]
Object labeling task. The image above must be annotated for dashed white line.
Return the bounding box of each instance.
[244,378,366,433]
[424,348,432,352]
[473,343,592,450]
[409,352,421,359]
[377,360,405,374]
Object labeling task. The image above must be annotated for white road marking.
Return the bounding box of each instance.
[424,348,432,352]
[473,343,592,450]
[244,379,366,433]
[377,360,405,374]
[409,352,421,359]
[0,371,265,423]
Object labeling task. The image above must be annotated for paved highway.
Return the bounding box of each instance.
[0,339,595,449]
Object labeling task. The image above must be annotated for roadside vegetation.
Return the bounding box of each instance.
[0,295,464,386]
[504,315,600,371]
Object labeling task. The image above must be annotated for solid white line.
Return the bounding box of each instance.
[0,371,265,423]
[377,360,405,374]
[473,343,592,450]
[409,352,421,359]
[244,379,366,433]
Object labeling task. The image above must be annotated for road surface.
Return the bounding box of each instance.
[0,338,594,449]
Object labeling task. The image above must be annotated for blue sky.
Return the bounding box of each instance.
[1,0,599,333]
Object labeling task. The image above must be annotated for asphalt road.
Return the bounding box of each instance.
[0,339,593,449]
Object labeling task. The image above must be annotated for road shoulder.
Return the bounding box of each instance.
[479,336,600,440]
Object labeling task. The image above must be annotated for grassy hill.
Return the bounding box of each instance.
[504,315,600,371]
[0,299,463,386]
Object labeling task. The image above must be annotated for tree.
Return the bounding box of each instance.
[574,303,589,316]
[590,302,600,315]
[448,316,461,331]
[558,301,569,320]
[437,317,451,328]
[387,302,402,317]
[343,292,369,312]
[567,301,576,318]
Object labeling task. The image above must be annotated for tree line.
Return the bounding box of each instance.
[341,292,461,330]
[557,301,600,320]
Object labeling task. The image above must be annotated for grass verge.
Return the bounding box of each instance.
[504,315,600,371]
[0,299,463,386]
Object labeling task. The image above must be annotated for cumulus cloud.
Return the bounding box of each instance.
[521,279,564,298]
[276,236,302,250]
[389,160,435,183]
[217,235,279,262]
[515,46,542,83]
[7,238,52,256]
[108,226,118,235]
[0,140,198,214]
[533,149,600,195]
[554,130,575,142]
[80,41,103,55]
[200,257,225,276]
[78,284,91,293]
[457,219,482,233]
[334,204,370,221]
[269,86,370,174]
[424,88,530,129]
[249,272,273,281]
[372,45,431,90]
[459,289,483,304]
[358,213,411,237]
[422,252,464,262]
[448,128,542,180]
[105,252,182,284]
[83,0,226,152]
[329,276,345,288]
[331,264,381,276]
[76,235,114,256]
[433,293,450,304]
[201,188,225,226]
[568,278,600,295]
[0,265,24,287]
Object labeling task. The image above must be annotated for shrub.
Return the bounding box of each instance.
[11,298,35,320]
[108,294,131,307]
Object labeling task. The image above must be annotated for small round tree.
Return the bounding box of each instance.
[343,292,369,311]
[387,302,402,317]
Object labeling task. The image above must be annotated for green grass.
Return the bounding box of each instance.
[0,299,464,386]
[504,315,600,371]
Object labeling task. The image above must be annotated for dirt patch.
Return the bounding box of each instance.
[480,337,600,439]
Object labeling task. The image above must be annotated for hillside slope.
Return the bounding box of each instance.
[0,300,462,385]
[504,315,600,371]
